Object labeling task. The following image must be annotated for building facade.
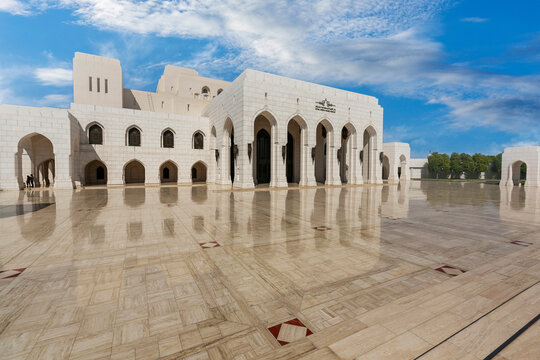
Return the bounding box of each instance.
[0,52,399,190]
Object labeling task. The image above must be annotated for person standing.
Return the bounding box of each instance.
[26,175,31,188]
[30,174,35,188]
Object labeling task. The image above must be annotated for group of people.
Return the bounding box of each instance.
[25,174,35,188]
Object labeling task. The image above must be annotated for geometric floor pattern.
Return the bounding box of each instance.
[434,264,467,277]
[267,318,313,346]
[0,268,25,279]
[0,183,539,359]
[200,241,221,248]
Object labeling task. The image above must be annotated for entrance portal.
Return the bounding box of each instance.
[256,129,271,184]
[85,160,107,185]
[124,160,145,184]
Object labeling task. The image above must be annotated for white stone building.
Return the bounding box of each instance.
[500,146,540,187]
[0,52,407,190]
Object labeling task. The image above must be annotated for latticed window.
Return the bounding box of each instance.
[89,124,103,144]
[193,132,204,149]
[162,130,174,148]
[128,127,141,146]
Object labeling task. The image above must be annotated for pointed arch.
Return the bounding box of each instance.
[192,130,205,149]
[286,114,308,184]
[339,122,358,184]
[17,133,55,189]
[362,125,378,183]
[159,160,178,183]
[84,159,107,185]
[191,161,207,183]
[124,159,145,184]
[315,119,334,184]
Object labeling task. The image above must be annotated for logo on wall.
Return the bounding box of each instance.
[315,98,336,113]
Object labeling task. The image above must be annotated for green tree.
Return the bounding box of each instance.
[450,152,462,178]
[490,153,502,178]
[461,153,475,177]
[428,152,450,179]
[473,153,489,177]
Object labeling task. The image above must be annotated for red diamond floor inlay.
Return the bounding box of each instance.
[267,318,313,346]
[313,226,331,231]
[200,241,221,248]
[0,268,26,279]
[435,265,467,277]
[511,240,533,247]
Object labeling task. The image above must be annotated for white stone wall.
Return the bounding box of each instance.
[203,69,384,188]
[0,52,390,190]
[500,146,540,187]
[0,105,73,189]
[382,142,411,182]
[409,158,429,179]
[71,103,212,186]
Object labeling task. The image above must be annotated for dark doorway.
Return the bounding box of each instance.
[256,129,271,184]
[97,166,105,180]
[286,132,294,183]
[163,167,170,180]
[230,132,235,183]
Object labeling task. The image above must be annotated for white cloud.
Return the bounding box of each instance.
[4,1,539,141]
[38,93,72,107]
[460,17,488,23]
[0,0,29,15]
[34,67,72,86]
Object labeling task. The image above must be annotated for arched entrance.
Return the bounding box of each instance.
[253,113,275,185]
[256,129,271,184]
[286,116,306,184]
[85,160,107,185]
[382,155,390,180]
[223,118,235,184]
[17,133,55,189]
[124,160,145,184]
[362,126,377,183]
[160,161,178,183]
[339,123,357,184]
[315,120,333,184]
[192,161,207,183]
[511,161,527,186]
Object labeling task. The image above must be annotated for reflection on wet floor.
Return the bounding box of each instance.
[0,182,539,360]
[0,203,53,219]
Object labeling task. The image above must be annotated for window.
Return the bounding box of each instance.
[201,87,209,95]
[193,132,204,149]
[96,166,105,180]
[89,76,92,91]
[88,124,103,145]
[97,78,100,92]
[105,79,108,93]
[162,130,174,148]
[217,88,223,95]
[128,127,141,146]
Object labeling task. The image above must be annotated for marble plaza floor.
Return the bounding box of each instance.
[0,181,539,360]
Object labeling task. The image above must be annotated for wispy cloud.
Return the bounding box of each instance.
[34,67,72,86]
[38,93,72,107]
[460,17,488,23]
[2,0,539,144]
[0,0,29,15]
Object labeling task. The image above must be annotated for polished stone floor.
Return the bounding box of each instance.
[0,182,538,360]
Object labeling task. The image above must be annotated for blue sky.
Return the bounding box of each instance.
[0,0,538,157]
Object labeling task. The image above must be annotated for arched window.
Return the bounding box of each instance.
[201,86,209,95]
[128,127,141,146]
[89,124,103,145]
[96,166,105,180]
[162,130,174,148]
[193,132,204,149]
[217,88,223,95]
